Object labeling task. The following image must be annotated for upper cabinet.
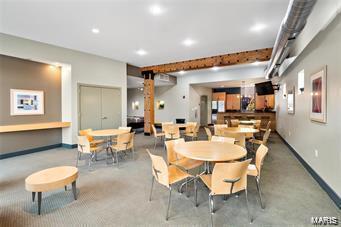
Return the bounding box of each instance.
[226,94,241,110]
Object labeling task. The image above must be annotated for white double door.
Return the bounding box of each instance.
[80,85,121,130]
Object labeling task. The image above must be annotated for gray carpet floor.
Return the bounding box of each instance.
[0,132,339,226]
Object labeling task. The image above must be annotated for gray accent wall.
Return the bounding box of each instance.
[0,55,62,155]
[276,14,341,197]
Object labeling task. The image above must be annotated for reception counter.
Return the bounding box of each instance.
[217,111,276,131]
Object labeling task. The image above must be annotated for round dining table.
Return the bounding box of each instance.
[239,120,256,125]
[174,141,247,173]
[88,129,130,163]
[223,127,259,134]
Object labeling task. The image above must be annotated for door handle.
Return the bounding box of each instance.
[102,117,107,120]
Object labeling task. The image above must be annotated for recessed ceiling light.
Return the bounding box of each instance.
[182,38,196,47]
[92,28,100,34]
[136,49,148,56]
[250,23,266,32]
[149,4,163,16]
[252,61,260,66]
[211,66,220,71]
[178,70,186,75]
[220,85,225,88]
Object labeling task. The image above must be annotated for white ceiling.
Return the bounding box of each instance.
[0,0,289,67]
[193,77,267,88]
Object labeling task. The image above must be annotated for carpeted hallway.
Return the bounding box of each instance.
[0,132,339,226]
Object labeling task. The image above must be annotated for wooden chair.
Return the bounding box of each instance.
[239,125,254,139]
[77,136,103,169]
[223,131,246,148]
[196,159,253,225]
[161,122,173,132]
[163,124,180,140]
[204,127,212,141]
[146,149,194,220]
[152,124,164,151]
[185,123,200,141]
[230,119,240,127]
[249,129,271,150]
[213,124,227,136]
[79,129,105,146]
[260,121,271,137]
[211,136,235,144]
[110,132,135,167]
[165,139,203,171]
[248,144,268,209]
[118,126,132,132]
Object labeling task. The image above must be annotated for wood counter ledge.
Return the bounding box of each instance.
[0,122,71,133]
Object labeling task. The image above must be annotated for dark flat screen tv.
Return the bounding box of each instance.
[255,81,274,95]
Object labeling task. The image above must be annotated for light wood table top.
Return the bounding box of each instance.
[223,127,259,134]
[174,141,247,162]
[25,166,78,192]
[239,120,256,125]
[88,129,128,137]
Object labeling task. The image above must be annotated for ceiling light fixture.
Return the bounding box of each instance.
[149,4,163,16]
[92,28,100,34]
[211,66,220,71]
[136,49,148,56]
[178,70,186,75]
[182,38,196,47]
[252,61,260,66]
[250,23,266,32]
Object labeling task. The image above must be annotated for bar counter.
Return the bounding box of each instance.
[217,111,276,131]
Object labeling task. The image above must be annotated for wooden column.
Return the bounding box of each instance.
[142,70,155,135]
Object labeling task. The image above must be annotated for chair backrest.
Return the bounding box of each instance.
[214,124,227,136]
[165,138,185,164]
[127,132,135,149]
[185,122,197,134]
[230,119,240,127]
[163,124,180,139]
[211,159,252,195]
[211,136,235,144]
[264,121,271,130]
[152,124,158,137]
[222,131,245,148]
[146,149,169,187]
[255,144,269,177]
[116,132,133,151]
[253,120,261,130]
[79,129,94,142]
[262,129,271,145]
[161,122,173,132]
[204,127,212,141]
[77,136,91,153]
[119,126,132,132]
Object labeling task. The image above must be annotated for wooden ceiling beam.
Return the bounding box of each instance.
[141,48,272,74]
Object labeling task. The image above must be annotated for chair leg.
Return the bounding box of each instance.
[194,178,198,207]
[32,192,36,202]
[245,189,253,223]
[149,176,154,201]
[209,194,214,227]
[76,151,80,167]
[255,177,265,209]
[154,138,157,151]
[88,153,94,170]
[166,187,172,221]
[115,151,119,167]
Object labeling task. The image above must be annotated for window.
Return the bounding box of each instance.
[298,69,305,94]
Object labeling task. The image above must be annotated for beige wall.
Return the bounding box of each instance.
[276,14,341,197]
[0,55,62,154]
[0,33,127,145]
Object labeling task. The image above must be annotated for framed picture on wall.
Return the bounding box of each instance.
[287,86,295,114]
[10,89,44,115]
[310,66,327,123]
